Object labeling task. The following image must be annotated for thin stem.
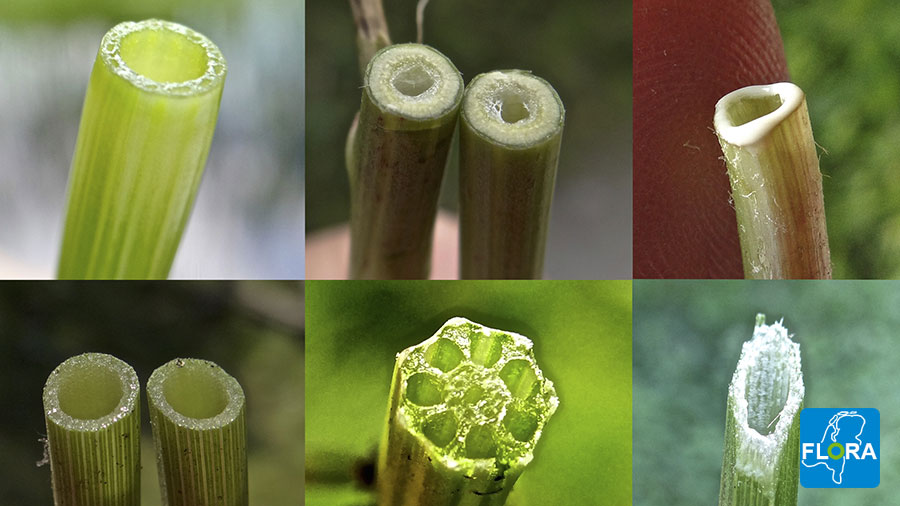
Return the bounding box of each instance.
[459,70,565,279]
[416,0,432,44]
[349,0,391,78]
[42,353,141,506]
[714,82,831,279]
[147,358,248,506]
[58,19,226,279]
[719,314,804,506]
[348,43,463,279]
[377,317,558,505]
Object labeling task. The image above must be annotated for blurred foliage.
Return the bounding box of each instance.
[0,0,236,21]
[773,0,900,278]
[306,0,632,277]
[633,280,900,505]
[305,280,631,505]
[0,282,303,505]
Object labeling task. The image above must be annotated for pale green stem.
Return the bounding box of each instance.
[378,317,558,505]
[42,353,141,506]
[348,43,463,279]
[459,70,565,279]
[58,19,226,279]
[719,314,804,506]
[147,358,248,506]
[714,82,831,279]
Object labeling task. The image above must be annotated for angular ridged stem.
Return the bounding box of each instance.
[42,353,141,506]
[147,358,248,506]
[459,70,565,279]
[719,314,804,506]
[58,19,227,279]
[378,317,559,506]
[348,43,463,279]
[714,82,831,279]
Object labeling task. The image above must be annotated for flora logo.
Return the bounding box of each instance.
[800,408,880,488]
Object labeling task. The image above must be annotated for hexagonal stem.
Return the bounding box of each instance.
[377,318,558,505]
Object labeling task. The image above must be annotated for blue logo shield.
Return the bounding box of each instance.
[800,408,880,488]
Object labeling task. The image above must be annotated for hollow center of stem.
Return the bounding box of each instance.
[392,63,435,97]
[744,344,792,435]
[163,365,228,419]
[494,88,531,123]
[120,28,208,83]
[58,366,123,420]
[726,94,784,127]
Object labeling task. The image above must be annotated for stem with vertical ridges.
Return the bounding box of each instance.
[719,314,804,506]
[58,19,226,279]
[348,43,463,279]
[378,317,558,505]
[147,358,248,506]
[42,353,141,506]
[459,70,565,279]
[714,82,831,279]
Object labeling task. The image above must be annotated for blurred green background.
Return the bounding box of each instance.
[633,280,900,505]
[773,0,900,278]
[0,0,303,279]
[306,0,632,279]
[0,281,303,504]
[305,280,631,505]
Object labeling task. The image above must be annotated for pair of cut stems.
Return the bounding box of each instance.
[713,82,831,279]
[377,317,558,505]
[58,19,226,279]
[347,43,565,279]
[42,353,247,506]
[719,314,804,506]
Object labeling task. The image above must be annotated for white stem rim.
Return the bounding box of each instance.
[714,82,804,147]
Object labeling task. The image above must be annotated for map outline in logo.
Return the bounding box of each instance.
[800,408,880,488]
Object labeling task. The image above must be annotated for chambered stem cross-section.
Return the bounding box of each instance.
[459,70,565,279]
[719,314,804,506]
[714,82,831,279]
[147,358,248,506]
[43,353,141,506]
[378,317,558,506]
[58,19,227,279]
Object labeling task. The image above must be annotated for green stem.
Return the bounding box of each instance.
[377,317,558,505]
[714,82,831,279]
[42,353,141,506]
[719,314,804,506]
[58,19,226,279]
[349,43,463,279]
[147,358,248,506]
[459,70,565,279]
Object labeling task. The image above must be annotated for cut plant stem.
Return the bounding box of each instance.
[378,317,559,506]
[719,314,804,506]
[714,82,831,279]
[43,353,141,506]
[348,43,463,279]
[459,70,565,279]
[147,358,248,506]
[58,19,227,279]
